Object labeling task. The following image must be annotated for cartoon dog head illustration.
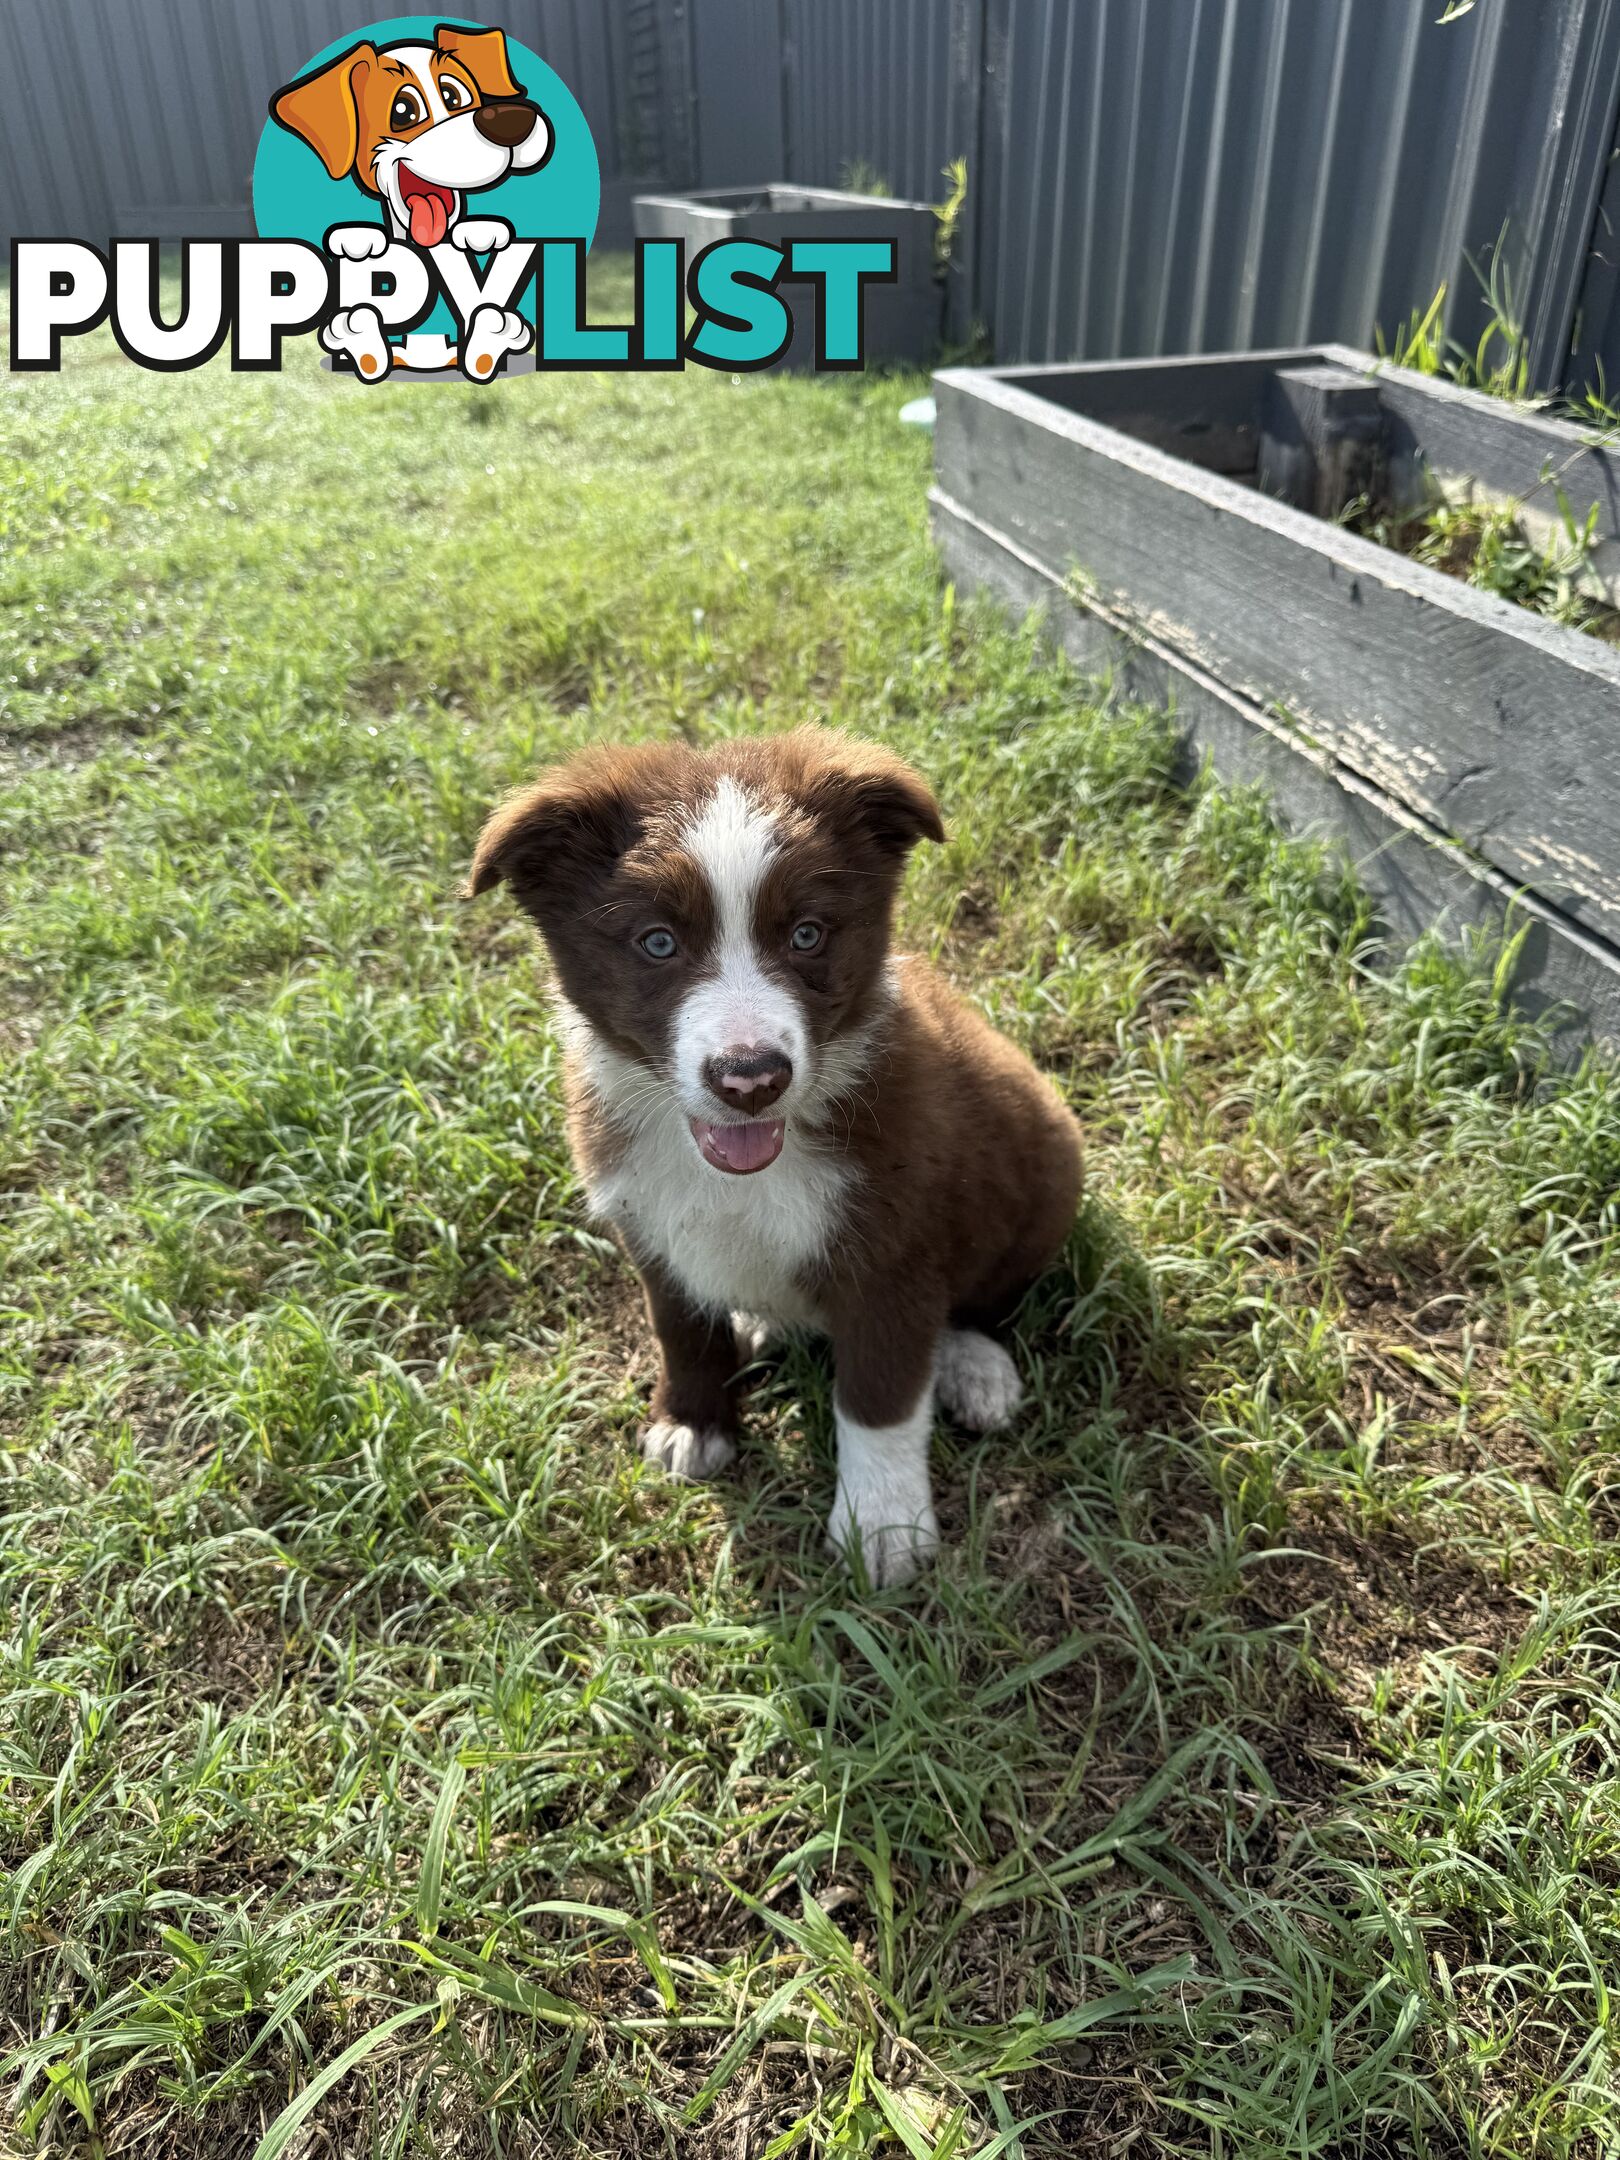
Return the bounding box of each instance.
[271,23,553,246]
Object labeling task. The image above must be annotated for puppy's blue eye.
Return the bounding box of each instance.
[789,922,824,953]
[640,928,678,960]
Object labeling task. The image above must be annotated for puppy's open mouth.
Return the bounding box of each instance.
[690,1117,786,1175]
[397,167,456,247]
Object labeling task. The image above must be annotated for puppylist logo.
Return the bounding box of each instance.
[7,15,897,383]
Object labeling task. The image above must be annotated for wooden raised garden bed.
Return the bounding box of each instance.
[930,347,1620,1047]
[632,184,939,370]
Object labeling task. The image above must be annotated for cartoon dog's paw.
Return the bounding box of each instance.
[461,304,531,380]
[642,1420,736,1481]
[451,217,513,254]
[326,224,391,261]
[935,1330,1023,1432]
[320,305,391,381]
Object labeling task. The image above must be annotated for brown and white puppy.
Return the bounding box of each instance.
[469,731,1082,1586]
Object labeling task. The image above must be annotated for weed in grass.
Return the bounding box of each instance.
[6,257,1620,2157]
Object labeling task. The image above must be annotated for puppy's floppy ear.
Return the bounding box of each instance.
[271,43,377,180]
[801,737,946,858]
[436,23,524,100]
[466,751,641,919]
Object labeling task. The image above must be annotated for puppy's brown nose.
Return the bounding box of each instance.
[474,100,539,147]
[702,1046,793,1114]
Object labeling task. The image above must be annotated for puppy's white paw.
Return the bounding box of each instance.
[320,304,391,380]
[461,304,532,380]
[326,224,391,261]
[936,1330,1023,1431]
[642,1420,736,1481]
[732,1311,780,1361]
[452,217,513,253]
[826,1490,940,1589]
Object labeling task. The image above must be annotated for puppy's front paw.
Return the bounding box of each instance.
[642,1420,736,1481]
[936,1330,1023,1431]
[826,1488,940,1588]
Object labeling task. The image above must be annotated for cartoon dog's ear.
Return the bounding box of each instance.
[466,752,643,920]
[437,23,524,100]
[271,42,377,180]
[799,737,946,859]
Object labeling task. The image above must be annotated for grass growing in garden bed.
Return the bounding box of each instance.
[6,260,1620,2158]
[1348,490,1620,645]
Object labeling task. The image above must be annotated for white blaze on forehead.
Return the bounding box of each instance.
[672,777,808,1104]
[684,776,780,945]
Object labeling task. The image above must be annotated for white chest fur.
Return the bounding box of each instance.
[588,1111,848,1323]
[561,1017,852,1323]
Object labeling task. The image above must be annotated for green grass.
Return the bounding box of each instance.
[6,260,1620,2158]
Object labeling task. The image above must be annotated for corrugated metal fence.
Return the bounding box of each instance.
[0,0,679,249]
[5,0,1620,394]
[669,0,1620,397]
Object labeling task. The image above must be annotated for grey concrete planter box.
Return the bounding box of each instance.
[632,184,939,370]
[931,347,1620,1048]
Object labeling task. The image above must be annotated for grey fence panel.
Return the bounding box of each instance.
[975,0,1620,384]
[0,0,638,243]
[1571,109,1620,396]
[615,0,676,174]
[782,0,961,203]
[669,0,1620,396]
[0,0,111,244]
[686,0,785,184]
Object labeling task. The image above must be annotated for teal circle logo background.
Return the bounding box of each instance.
[252,15,598,340]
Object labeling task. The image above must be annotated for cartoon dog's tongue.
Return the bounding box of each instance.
[400,172,452,247]
[690,1118,786,1175]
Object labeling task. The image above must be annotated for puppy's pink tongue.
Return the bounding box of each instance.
[408,192,449,247]
[691,1118,786,1175]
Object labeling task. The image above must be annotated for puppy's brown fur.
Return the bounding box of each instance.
[471,730,1082,1580]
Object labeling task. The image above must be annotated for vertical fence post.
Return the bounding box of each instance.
[677,0,702,186]
[970,0,1006,357]
[778,0,795,180]
[941,0,988,352]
